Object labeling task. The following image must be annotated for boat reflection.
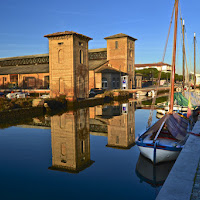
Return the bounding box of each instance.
[49,108,94,173]
[135,154,175,187]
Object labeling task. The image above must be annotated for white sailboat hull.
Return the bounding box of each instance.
[138,146,180,163]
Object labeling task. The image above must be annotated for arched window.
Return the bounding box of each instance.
[102,77,108,89]
[80,50,83,64]
[58,49,63,64]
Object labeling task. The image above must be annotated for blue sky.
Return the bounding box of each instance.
[0,0,199,74]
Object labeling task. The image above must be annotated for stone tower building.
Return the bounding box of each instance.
[44,31,92,100]
[104,33,137,89]
[49,108,93,173]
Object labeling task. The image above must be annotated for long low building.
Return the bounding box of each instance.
[0,33,137,92]
[135,62,171,72]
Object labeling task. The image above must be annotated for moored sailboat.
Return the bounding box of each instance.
[136,0,189,164]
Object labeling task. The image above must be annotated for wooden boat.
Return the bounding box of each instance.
[136,112,188,163]
[136,0,189,164]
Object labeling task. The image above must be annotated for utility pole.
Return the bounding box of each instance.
[182,19,185,90]
[194,32,196,90]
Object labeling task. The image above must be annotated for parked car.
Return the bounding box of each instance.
[0,92,5,97]
[40,94,50,99]
[6,92,30,99]
[89,88,105,98]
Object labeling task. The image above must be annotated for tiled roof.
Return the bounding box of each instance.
[135,62,171,68]
[104,33,137,41]
[0,54,49,61]
[89,60,108,70]
[44,31,92,40]
[0,64,49,75]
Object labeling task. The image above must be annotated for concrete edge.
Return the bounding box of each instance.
[156,120,200,200]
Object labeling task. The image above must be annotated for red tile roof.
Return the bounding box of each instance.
[44,31,92,40]
[104,33,137,41]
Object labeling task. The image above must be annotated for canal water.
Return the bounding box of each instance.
[0,101,174,200]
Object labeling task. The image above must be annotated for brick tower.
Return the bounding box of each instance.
[104,33,137,89]
[44,31,92,100]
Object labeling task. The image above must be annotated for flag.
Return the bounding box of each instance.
[187,96,192,118]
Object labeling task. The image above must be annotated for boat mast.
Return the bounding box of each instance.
[194,32,196,90]
[182,19,185,90]
[169,0,179,114]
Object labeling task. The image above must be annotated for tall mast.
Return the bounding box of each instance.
[194,32,196,90]
[169,0,179,114]
[182,19,185,90]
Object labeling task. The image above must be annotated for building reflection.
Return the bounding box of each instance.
[106,102,135,149]
[135,154,175,187]
[49,108,94,173]
[89,102,135,149]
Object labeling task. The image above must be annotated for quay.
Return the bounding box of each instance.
[156,115,200,200]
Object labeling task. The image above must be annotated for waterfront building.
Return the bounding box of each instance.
[0,31,138,99]
[44,31,92,99]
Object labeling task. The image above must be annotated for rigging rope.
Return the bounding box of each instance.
[147,2,176,129]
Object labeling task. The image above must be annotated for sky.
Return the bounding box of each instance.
[0,0,200,74]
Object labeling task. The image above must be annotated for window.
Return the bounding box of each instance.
[129,50,132,57]
[112,77,116,88]
[102,77,108,89]
[116,136,119,144]
[58,49,63,64]
[115,41,118,49]
[80,50,83,64]
[128,64,131,71]
[61,143,66,156]
[132,65,134,71]
[81,140,85,154]
[58,42,63,45]
[116,78,120,88]
[79,42,83,46]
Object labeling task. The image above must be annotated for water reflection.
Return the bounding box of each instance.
[48,102,136,173]
[49,108,94,173]
[106,102,135,149]
[89,102,135,149]
[135,154,175,187]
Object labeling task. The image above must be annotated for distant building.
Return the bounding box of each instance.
[189,72,200,86]
[135,62,171,72]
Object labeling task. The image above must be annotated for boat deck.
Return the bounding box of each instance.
[156,116,200,200]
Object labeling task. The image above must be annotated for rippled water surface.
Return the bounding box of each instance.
[0,103,172,200]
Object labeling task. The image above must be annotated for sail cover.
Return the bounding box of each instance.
[165,113,188,141]
[142,113,188,141]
